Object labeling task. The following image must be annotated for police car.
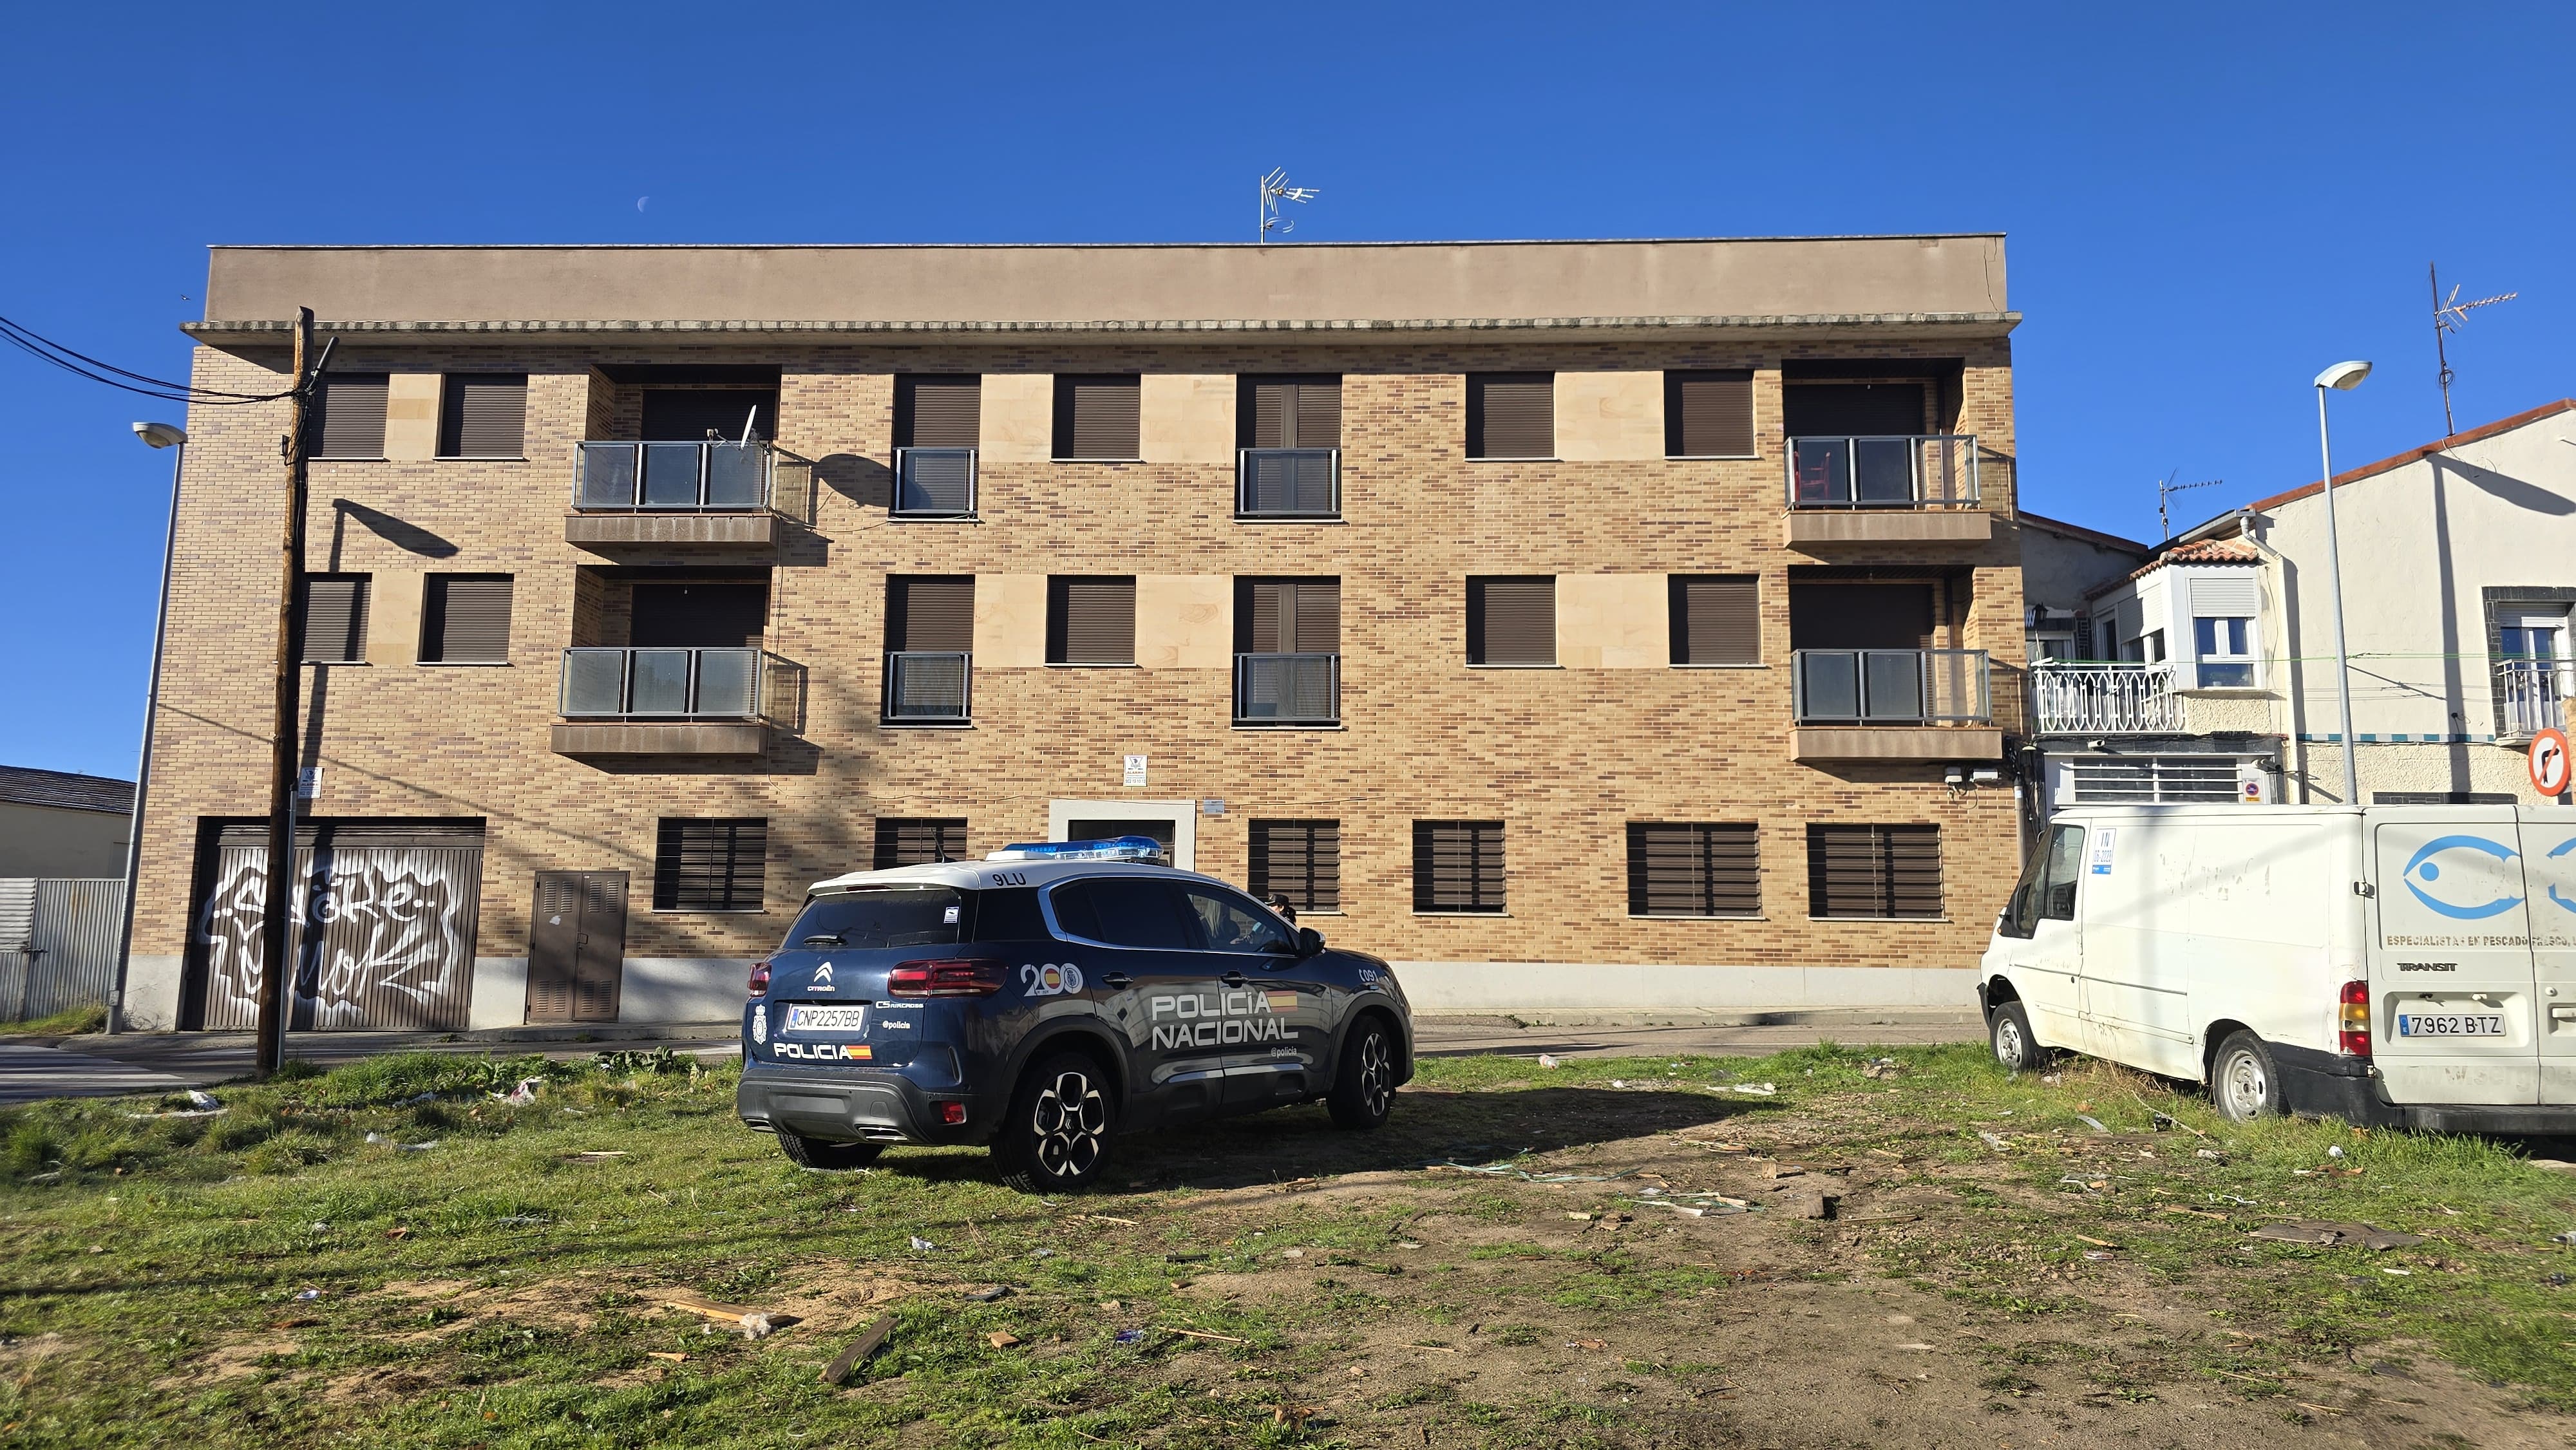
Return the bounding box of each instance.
[734,837,1415,1191]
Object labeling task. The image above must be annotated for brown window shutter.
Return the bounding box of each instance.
[653,818,767,911]
[1241,375,1342,449]
[1054,375,1141,460]
[873,818,969,869]
[1807,824,1942,919]
[1245,579,1284,654]
[1670,575,1760,665]
[1414,820,1505,912]
[1665,370,1755,457]
[1238,577,1341,654]
[422,575,513,663]
[1293,578,1340,654]
[298,575,370,663]
[1249,819,1340,912]
[1627,822,1759,917]
[439,374,528,458]
[1048,576,1136,664]
[887,576,976,652]
[896,375,981,448]
[1466,373,1553,459]
[1886,824,1944,918]
[312,374,388,458]
[1468,576,1555,666]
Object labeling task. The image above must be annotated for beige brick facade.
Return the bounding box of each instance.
[125,239,2028,1028]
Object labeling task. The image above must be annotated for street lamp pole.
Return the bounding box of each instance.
[108,422,188,1035]
[2313,361,2372,808]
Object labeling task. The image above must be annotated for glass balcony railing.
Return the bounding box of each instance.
[1237,448,1340,518]
[574,440,774,511]
[1786,434,1979,509]
[558,648,768,719]
[2031,662,2181,734]
[1792,649,1991,725]
[884,651,971,723]
[1235,653,1340,725]
[893,447,978,518]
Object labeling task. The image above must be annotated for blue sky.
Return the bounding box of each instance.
[1,1,2570,778]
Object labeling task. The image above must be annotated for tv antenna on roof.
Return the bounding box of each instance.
[2157,468,2226,541]
[1257,168,1318,244]
[2430,261,2517,437]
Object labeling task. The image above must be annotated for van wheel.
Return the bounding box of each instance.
[775,1129,884,1171]
[1989,1000,2043,1073]
[1328,1018,1397,1130]
[2211,1031,2286,1123]
[993,1051,1117,1194]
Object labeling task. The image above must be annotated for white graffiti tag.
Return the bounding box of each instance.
[196,843,478,1031]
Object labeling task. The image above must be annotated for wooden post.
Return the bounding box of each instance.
[253,308,314,1079]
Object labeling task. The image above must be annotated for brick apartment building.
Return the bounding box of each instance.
[120,236,2028,1031]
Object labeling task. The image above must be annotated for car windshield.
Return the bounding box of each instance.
[784,888,966,950]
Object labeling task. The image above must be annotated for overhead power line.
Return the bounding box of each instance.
[0,313,296,406]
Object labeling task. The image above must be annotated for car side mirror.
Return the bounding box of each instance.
[1297,927,1325,957]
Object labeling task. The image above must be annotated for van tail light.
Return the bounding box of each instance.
[747,960,771,996]
[2338,980,2372,1057]
[888,959,1006,997]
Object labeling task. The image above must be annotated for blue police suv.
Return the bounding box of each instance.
[735,838,1414,1191]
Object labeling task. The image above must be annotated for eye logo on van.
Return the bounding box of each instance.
[2550,837,2576,915]
[2400,835,2524,920]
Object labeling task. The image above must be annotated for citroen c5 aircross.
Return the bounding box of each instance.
[735,838,1416,1191]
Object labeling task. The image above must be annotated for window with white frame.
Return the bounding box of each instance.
[2193,616,2255,686]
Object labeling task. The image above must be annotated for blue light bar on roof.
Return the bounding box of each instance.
[985,836,1165,863]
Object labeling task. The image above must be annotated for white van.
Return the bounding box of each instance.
[1976,804,2576,1130]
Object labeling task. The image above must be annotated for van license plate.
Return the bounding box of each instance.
[786,1004,867,1034]
[2395,1013,2504,1037]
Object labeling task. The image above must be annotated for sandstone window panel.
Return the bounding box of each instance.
[1047,576,1137,666]
[1414,820,1505,914]
[438,373,528,458]
[653,817,768,912]
[1238,375,1342,449]
[1465,373,1553,459]
[1806,823,1942,920]
[1249,819,1340,913]
[1052,374,1141,460]
[895,374,982,448]
[1467,576,1556,666]
[298,574,370,664]
[873,818,969,869]
[1669,575,1761,666]
[420,575,513,664]
[310,373,388,458]
[1627,822,1760,918]
[1665,370,1755,458]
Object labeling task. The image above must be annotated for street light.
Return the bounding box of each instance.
[2313,361,2371,808]
[108,421,187,1033]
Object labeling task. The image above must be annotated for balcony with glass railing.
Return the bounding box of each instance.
[1237,449,1341,518]
[893,447,978,518]
[552,646,777,757]
[1789,648,2000,760]
[1234,653,1340,726]
[2498,659,2569,740]
[884,651,972,724]
[2031,662,2182,735]
[1781,434,1989,547]
[565,440,805,550]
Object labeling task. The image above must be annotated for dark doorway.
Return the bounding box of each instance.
[1782,383,1926,437]
[643,390,777,442]
[1788,582,1935,650]
[526,871,628,1024]
[631,580,768,648]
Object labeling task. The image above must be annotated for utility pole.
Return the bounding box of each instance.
[254,308,319,1079]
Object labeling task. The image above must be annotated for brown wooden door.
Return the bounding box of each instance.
[526,871,627,1024]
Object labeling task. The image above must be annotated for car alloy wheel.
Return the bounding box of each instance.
[1356,1031,1393,1118]
[1030,1067,1108,1180]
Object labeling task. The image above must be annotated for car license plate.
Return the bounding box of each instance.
[786,1004,867,1034]
[2395,1012,2504,1037]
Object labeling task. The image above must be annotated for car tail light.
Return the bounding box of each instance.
[939,1102,968,1125]
[746,960,771,996]
[887,959,1005,997]
[2338,980,2371,1057]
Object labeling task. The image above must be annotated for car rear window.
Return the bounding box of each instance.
[971,887,1052,943]
[785,888,965,950]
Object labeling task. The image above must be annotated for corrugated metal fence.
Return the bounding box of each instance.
[0,878,126,1024]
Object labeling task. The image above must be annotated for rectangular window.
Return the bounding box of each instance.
[653,818,766,912]
[1236,578,1341,654]
[1627,822,1760,918]
[1238,375,1343,449]
[2192,616,2255,687]
[1249,819,1341,912]
[298,574,370,663]
[438,374,528,458]
[1047,575,1137,664]
[1665,370,1755,458]
[310,373,389,458]
[1052,374,1141,460]
[420,574,513,664]
[872,818,969,869]
[1414,820,1505,913]
[1669,575,1760,665]
[886,576,976,652]
[1466,373,1553,459]
[895,375,981,447]
[1467,576,1556,666]
[1806,824,1942,920]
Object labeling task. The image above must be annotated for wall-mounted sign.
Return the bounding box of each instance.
[1202,798,1225,816]
[1123,755,1148,787]
[297,766,322,798]
[2532,728,2570,798]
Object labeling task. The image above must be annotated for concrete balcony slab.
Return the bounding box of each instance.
[1790,726,2003,763]
[565,513,777,551]
[1783,510,1993,551]
[551,722,768,757]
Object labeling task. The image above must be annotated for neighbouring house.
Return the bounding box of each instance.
[124,235,2030,1031]
[0,766,134,879]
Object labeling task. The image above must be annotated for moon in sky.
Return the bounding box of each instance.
[636,196,649,212]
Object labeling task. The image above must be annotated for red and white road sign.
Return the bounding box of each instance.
[2533,728,2572,798]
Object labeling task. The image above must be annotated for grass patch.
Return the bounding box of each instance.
[1,1003,108,1037]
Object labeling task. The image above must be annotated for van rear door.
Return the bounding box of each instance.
[2367,811,2539,1106]
[2522,810,2576,1104]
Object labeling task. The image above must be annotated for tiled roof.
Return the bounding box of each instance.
[2085,538,2259,599]
[0,766,135,815]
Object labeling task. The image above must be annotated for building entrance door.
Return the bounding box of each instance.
[526,872,629,1024]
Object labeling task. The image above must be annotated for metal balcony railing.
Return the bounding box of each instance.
[893,447,978,518]
[884,651,971,723]
[574,440,774,512]
[2499,659,2570,738]
[559,647,769,719]
[1786,434,1979,509]
[1237,448,1341,518]
[1235,653,1340,725]
[2031,662,2182,734]
[1792,649,1991,725]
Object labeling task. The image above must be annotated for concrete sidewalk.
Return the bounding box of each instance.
[1411,1008,1982,1060]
